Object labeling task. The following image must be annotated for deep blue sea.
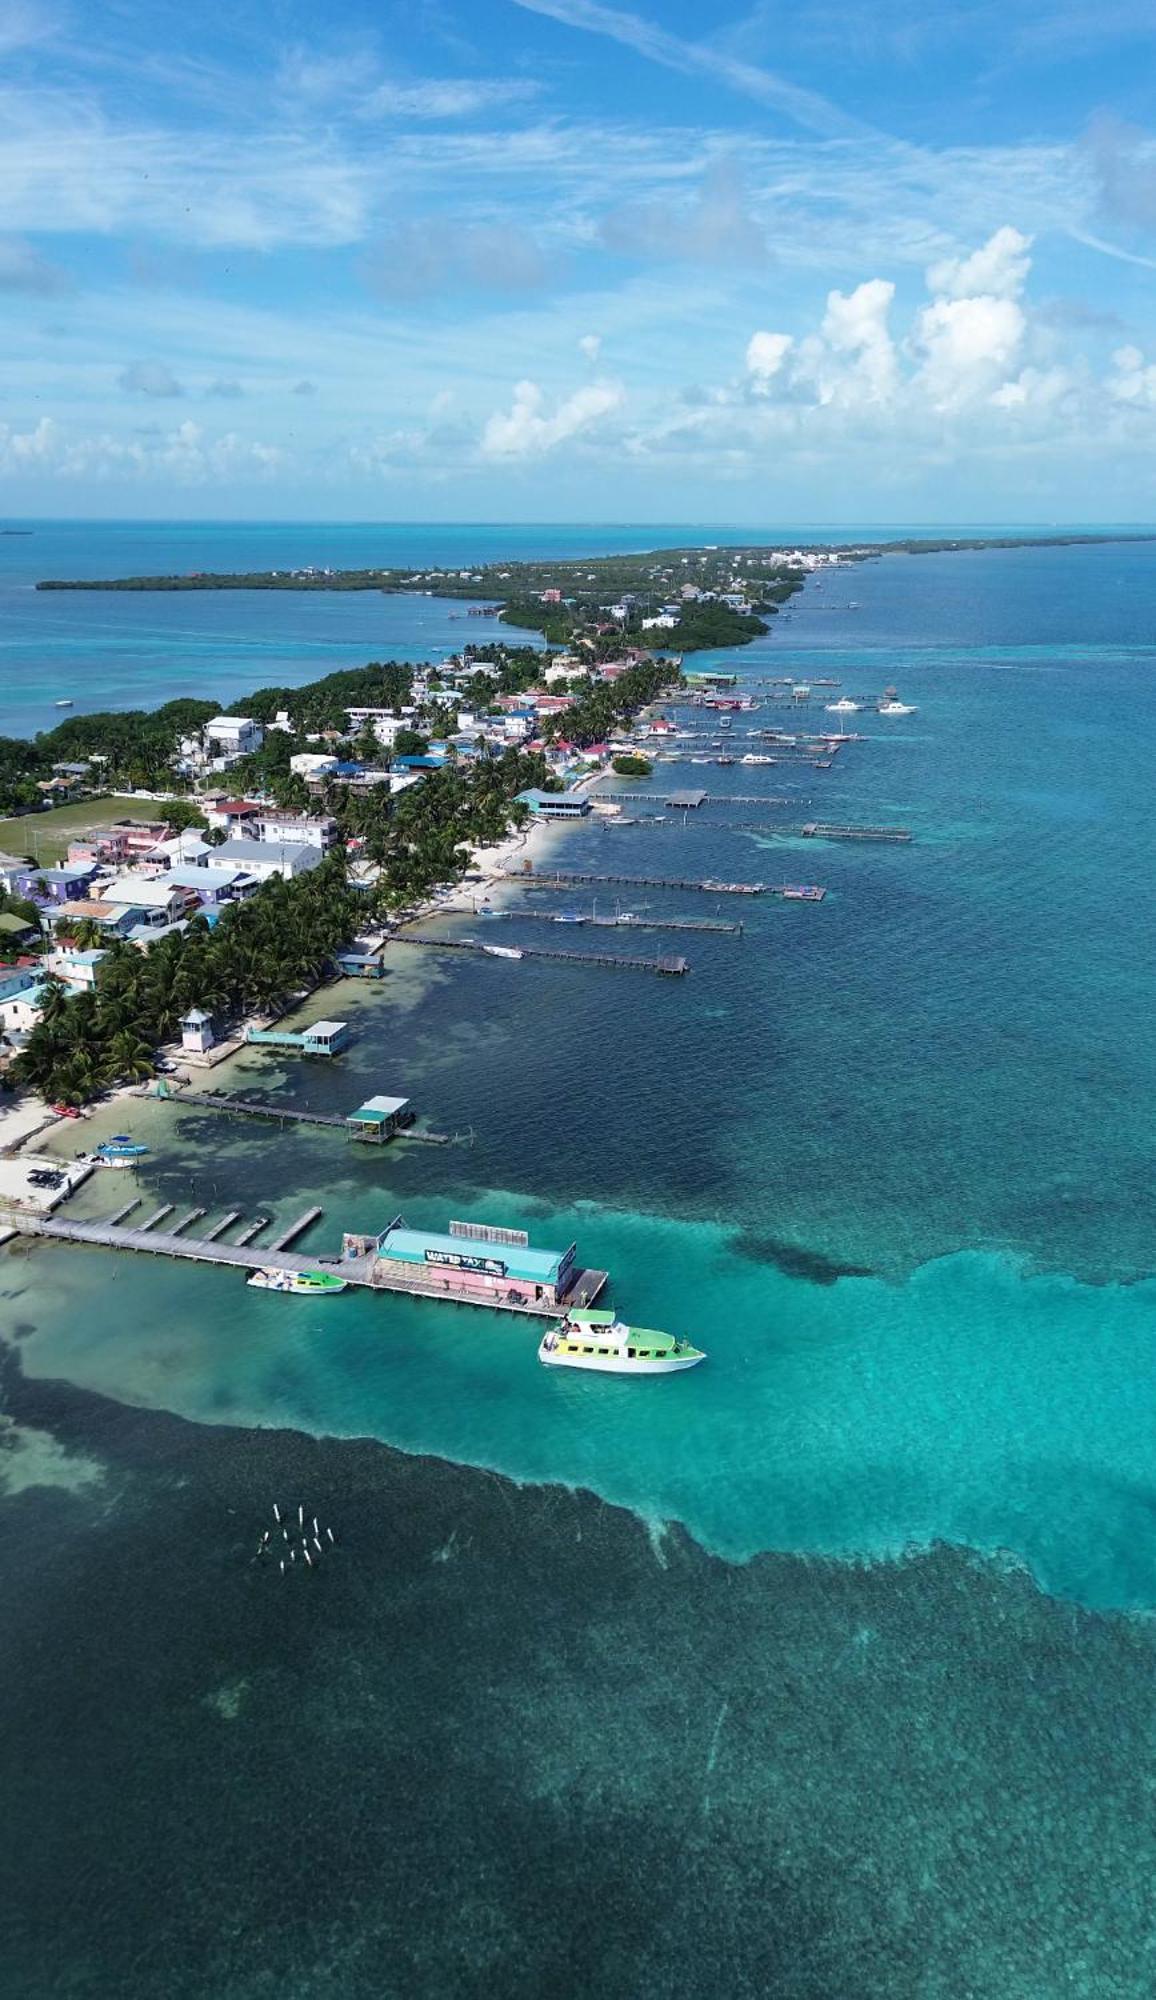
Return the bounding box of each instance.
[6,526,1156,1995]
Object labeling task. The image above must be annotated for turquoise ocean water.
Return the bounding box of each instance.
[7,532,1156,1610]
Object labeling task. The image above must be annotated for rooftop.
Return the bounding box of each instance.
[213,837,318,866]
[379,1224,566,1283]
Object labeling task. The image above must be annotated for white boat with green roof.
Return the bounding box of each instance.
[540,1309,705,1375]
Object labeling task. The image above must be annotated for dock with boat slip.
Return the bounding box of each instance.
[477,909,744,936]
[388,934,690,975]
[501,870,826,900]
[0,1209,609,1318]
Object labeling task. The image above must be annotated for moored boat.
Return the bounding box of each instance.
[247,1268,348,1296]
[540,1308,705,1375]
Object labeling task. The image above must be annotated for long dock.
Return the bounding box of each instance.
[800,823,912,843]
[0,1211,607,1320]
[389,935,689,976]
[505,871,827,902]
[479,910,743,936]
[156,1087,460,1146]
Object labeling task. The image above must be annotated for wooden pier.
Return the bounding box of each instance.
[479,909,743,936]
[201,1210,243,1242]
[504,869,766,896]
[233,1216,271,1247]
[389,935,690,976]
[155,1087,460,1146]
[268,1206,324,1251]
[0,1210,608,1320]
[170,1207,206,1236]
[108,1197,141,1226]
[504,870,825,902]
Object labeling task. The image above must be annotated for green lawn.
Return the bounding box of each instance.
[0,795,154,866]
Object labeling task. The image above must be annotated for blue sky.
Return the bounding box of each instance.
[3,0,1156,521]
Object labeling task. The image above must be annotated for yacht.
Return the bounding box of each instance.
[540,1309,705,1375]
[877,700,917,715]
[825,698,861,714]
[247,1268,348,1296]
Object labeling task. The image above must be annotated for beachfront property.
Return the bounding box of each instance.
[210,837,322,881]
[164,864,257,906]
[516,788,591,820]
[245,1018,350,1056]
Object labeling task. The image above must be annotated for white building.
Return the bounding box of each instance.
[211,838,322,881]
[254,812,339,852]
[642,613,679,631]
[346,709,408,747]
[205,716,264,758]
[289,753,341,779]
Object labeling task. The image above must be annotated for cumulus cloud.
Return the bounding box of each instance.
[913,294,1026,409]
[481,377,624,458]
[746,330,792,384]
[578,332,602,361]
[0,416,285,483]
[0,234,70,294]
[118,359,183,397]
[1107,344,1156,407]
[926,226,1032,301]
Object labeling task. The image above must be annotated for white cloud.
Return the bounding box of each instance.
[579,332,603,361]
[1107,344,1156,407]
[0,416,285,483]
[746,330,792,383]
[926,225,1033,301]
[481,377,625,457]
[913,295,1026,409]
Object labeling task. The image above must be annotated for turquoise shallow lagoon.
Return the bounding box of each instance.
[8,535,1156,1613]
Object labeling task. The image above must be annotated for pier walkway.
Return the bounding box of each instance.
[478,909,743,936]
[389,935,690,975]
[0,1211,607,1319]
[155,1088,459,1145]
[505,869,768,896]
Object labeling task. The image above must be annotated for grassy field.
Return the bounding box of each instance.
[0,796,153,866]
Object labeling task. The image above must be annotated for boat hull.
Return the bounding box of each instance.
[538,1344,704,1375]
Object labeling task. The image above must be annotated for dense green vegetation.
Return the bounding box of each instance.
[12,856,361,1105]
[543,657,679,749]
[227,661,414,732]
[611,753,653,777]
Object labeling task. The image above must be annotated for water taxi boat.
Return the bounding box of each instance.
[825,698,861,714]
[482,943,524,959]
[540,1309,705,1375]
[247,1268,348,1296]
[877,700,917,715]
